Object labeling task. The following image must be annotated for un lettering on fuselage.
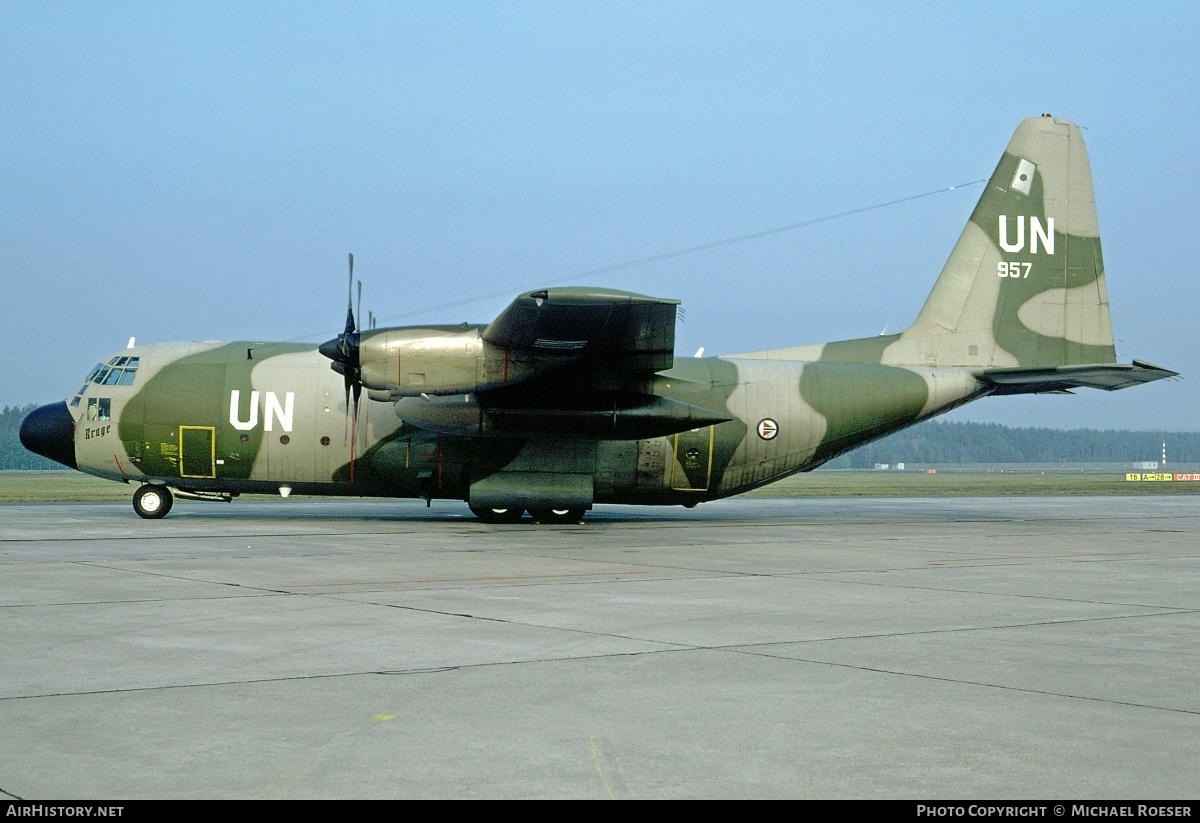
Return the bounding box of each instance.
[229,390,295,432]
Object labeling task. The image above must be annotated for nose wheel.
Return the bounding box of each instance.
[133,484,174,519]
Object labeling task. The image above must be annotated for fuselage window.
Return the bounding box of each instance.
[98,398,111,421]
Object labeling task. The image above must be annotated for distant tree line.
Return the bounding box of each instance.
[823,420,1199,468]
[1,404,63,470]
[2,403,1197,471]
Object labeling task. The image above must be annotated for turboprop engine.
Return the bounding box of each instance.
[356,324,544,397]
[321,282,731,439]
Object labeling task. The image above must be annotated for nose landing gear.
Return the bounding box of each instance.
[132,484,174,519]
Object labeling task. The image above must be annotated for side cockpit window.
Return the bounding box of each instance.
[86,397,111,422]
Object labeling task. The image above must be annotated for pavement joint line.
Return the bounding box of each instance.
[300,592,1198,662]
[11,556,1199,612]
[0,647,701,702]
[5,630,1199,720]
[0,593,287,610]
[0,530,436,544]
[719,644,1200,717]
[723,607,1200,646]
[795,576,1200,610]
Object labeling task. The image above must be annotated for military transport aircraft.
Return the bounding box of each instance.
[21,116,1177,522]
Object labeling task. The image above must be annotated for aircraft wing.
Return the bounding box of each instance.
[482,287,679,372]
[979,360,1178,395]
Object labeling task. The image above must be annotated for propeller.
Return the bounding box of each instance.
[318,253,363,485]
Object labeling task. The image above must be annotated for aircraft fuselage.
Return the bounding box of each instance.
[52,339,986,508]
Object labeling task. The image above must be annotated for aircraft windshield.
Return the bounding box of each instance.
[85,357,140,387]
[71,357,140,406]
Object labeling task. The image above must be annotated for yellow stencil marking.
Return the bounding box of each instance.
[589,735,616,799]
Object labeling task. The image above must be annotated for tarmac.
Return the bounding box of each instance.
[1,495,1198,799]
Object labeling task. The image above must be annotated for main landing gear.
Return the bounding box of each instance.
[132,484,174,519]
[469,506,586,524]
[531,507,586,524]
[469,506,524,524]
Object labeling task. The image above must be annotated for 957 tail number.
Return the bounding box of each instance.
[998,261,1031,278]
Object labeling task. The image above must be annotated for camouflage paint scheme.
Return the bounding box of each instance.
[25,117,1175,520]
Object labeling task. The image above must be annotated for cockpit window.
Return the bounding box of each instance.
[87,359,138,387]
[86,398,111,421]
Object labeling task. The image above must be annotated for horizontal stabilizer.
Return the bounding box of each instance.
[979,360,1178,395]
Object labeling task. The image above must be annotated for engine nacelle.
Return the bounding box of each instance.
[358,324,540,397]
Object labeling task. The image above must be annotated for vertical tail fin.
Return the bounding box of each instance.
[895,115,1116,369]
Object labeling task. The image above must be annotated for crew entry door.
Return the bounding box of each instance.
[670,426,714,491]
[179,426,216,478]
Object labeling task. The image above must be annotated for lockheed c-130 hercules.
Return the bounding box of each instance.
[21,116,1177,522]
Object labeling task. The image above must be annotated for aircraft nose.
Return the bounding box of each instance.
[20,402,78,470]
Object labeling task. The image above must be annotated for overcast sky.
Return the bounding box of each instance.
[4,1,1197,431]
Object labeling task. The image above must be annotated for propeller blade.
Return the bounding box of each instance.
[320,253,365,477]
[344,253,356,336]
[349,380,362,487]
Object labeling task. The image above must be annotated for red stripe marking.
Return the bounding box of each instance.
[437,433,444,491]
